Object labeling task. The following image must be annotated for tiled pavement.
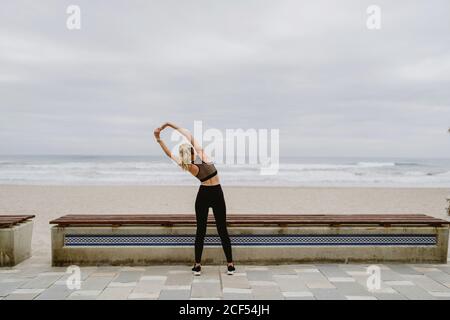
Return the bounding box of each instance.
[1,257,450,300]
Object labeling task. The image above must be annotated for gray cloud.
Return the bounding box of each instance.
[1,0,449,157]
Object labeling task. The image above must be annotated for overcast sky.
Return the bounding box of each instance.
[1,1,449,158]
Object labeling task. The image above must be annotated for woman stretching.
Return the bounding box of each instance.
[154,122,235,276]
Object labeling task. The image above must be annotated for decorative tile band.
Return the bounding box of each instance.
[64,234,437,247]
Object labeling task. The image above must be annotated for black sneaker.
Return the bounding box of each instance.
[192,264,201,276]
[227,263,235,275]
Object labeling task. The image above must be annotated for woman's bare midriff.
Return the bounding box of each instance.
[200,174,220,186]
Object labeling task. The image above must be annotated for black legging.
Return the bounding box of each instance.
[194,184,233,263]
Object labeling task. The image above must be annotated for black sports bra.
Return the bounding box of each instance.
[191,155,218,182]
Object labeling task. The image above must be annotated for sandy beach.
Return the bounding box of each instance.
[0,185,449,260]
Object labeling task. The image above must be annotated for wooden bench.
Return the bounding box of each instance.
[0,215,35,266]
[50,214,450,266]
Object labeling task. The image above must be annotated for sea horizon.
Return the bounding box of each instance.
[1,154,449,187]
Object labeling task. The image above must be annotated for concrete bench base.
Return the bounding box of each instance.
[51,225,449,266]
[0,221,34,267]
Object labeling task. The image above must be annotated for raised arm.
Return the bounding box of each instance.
[154,127,179,164]
[161,122,209,161]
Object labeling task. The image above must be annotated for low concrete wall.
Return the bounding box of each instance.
[0,220,34,267]
[51,224,449,266]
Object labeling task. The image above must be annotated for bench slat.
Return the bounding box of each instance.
[0,215,35,228]
[53,214,436,219]
[49,214,449,227]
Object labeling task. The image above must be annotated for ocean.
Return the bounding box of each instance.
[0,155,449,187]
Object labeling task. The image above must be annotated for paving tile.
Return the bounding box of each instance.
[423,270,450,285]
[34,285,75,300]
[273,275,308,292]
[78,267,99,279]
[333,282,372,296]
[391,285,436,300]
[346,295,377,300]
[165,273,193,286]
[90,272,118,277]
[128,292,159,300]
[12,288,45,294]
[20,274,63,289]
[4,293,41,300]
[159,289,191,300]
[317,265,349,278]
[284,296,314,300]
[113,271,143,283]
[282,291,314,298]
[387,265,423,276]
[270,266,299,275]
[338,264,368,272]
[310,288,346,300]
[345,271,367,277]
[372,292,406,300]
[378,269,405,281]
[0,281,25,297]
[249,281,277,287]
[384,280,414,286]
[143,266,170,276]
[283,264,317,269]
[134,279,166,293]
[163,285,191,290]
[121,267,146,272]
[435,265,450,275]
[301,273,336,289]
[252,286,284,300]
[191,282,222,298]
[140,275,167,281]
[192,278,220,283]
[429,291,450,298]
[67,290,102,300]
[369,287,398,294]
[412,266,441,273]
[224,272,246,277]
[200,265,223,276]
[245,266,269,271]
[97,287,133,300]
[328,277,356,283]
[95,266,122,273]
[272,274,300,279]
[38,271,66,276]
[0,278,29,284]
[223,287,252,294]
[294,268,320,273]
[79,276,114,291]
[3,288,44,300]
[221,275,251,289]
[401,275,450,292]
[222,288,253,300]
[246,271,273,282]
[168,269,191,274]
[0,269,20,274]
[223,293,252,300]
[17,267,53,278]
[108,281,137,287]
